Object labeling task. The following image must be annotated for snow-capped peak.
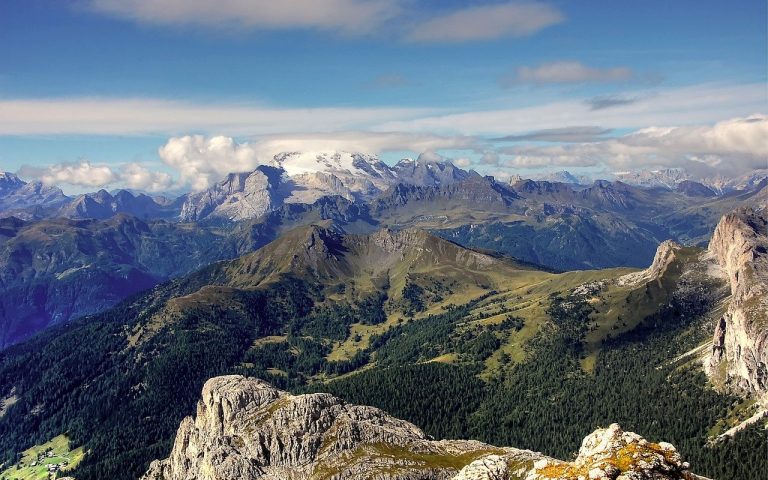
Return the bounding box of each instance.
[273,151,382,177]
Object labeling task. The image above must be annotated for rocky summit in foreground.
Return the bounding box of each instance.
[142,376,707,480]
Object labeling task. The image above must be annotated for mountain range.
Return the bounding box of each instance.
[1,156,765,348]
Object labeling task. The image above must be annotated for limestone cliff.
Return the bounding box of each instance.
[705,207,768,399]
[616,240,682,287]
[141,376,703,480]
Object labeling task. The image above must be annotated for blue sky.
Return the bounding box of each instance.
[1,0,766,192]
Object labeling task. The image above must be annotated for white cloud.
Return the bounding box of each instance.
[87,0,399,35]
[19,161,118,188]
[454,158,472,168]
[17,161,176,192]
[87,0,563,43]
[499,115,768,176]
[159,135,263,191]
[120,163,174,192]
[3,84,763,139]
[416,151,446,163]
[506,61,633,85]
[0,97,432,136]
[406,2,563,42]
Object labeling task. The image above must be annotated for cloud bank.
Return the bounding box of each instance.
[1,83,763,138]
[16,115,767,192]
[498,114,768,176]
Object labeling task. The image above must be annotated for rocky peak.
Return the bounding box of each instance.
[391,157,472,187]
[0,172,24,193]
[142,376,705,480]
[618,240,682,287]
[706,207,768,398]
[580,181,636,210]
[180,166,280,222]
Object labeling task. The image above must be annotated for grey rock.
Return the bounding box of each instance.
[706,207,768,400]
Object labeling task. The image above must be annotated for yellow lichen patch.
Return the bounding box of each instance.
[536,460,584,479]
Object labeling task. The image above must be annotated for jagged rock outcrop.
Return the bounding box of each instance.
[525,424,708,480]
[706,207,768,399]
[141,376,703,480]
[391,157,472,187]
[180,167,282,222]
[617,240,682,287]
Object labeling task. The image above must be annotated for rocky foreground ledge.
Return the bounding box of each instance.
[141,375,709,480]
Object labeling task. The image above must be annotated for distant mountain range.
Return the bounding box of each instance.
[3,156,765,223]
[0,172,179,221]
[533,167,768,193]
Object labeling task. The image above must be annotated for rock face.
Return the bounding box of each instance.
[180,167,282,222]
[617,240,682,287]
[142,376,702,480]
[706,207,768,399]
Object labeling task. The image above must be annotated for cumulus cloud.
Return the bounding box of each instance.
[87,0,399,35]
[159,136,263,191]
[120,163,174,192]
[19,161,118,188]
[17,161,176,192]
[502,61,634,86]
[406,2,563,42]
[499,115,768,176]
[494,126,613,143]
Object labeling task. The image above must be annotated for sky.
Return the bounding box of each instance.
[1,0,766,193]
